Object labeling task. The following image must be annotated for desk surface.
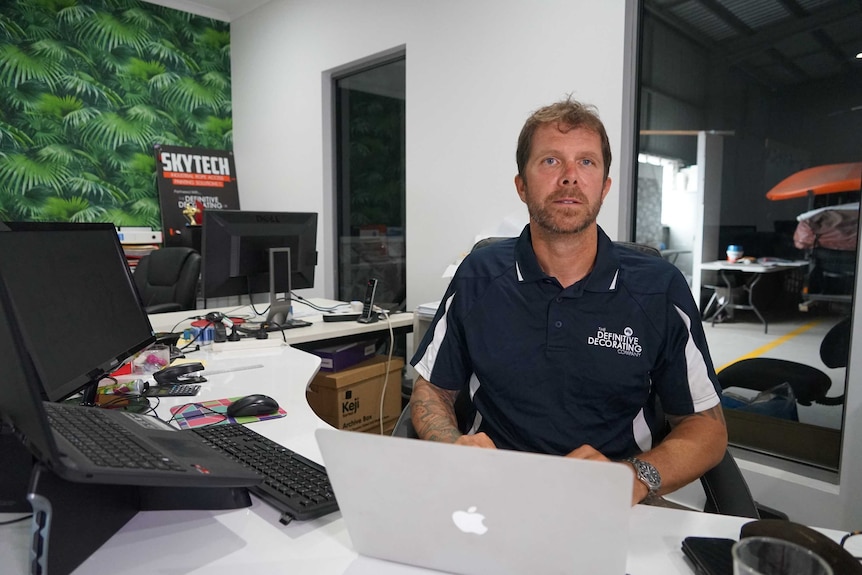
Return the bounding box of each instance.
[1,343,847,575]
[147,299,414,347]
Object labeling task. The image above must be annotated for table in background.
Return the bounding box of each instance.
[700,260,808,333]
[661,249,691,264]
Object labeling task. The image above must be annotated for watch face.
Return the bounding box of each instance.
[629,457,661,491]
[641,464,660,487]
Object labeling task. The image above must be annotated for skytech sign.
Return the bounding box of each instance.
[155,144,240,248]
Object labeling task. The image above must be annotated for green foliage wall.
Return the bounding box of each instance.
[0,0,231,228]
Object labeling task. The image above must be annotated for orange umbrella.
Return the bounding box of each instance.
[766,162,862,200]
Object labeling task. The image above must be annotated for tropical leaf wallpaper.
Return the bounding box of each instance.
[0,0,231,228]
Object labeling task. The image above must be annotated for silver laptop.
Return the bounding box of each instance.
[315,428,633,575]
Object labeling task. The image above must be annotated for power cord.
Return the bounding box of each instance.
[290,292,351,313]
[0,514,32,526]
[377,309,395,435]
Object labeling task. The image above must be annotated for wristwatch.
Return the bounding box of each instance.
[625,456,661,496]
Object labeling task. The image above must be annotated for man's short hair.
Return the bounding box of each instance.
[516,97,612,182]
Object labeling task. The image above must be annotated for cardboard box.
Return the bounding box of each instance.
[306,355,404,434]
[307,339,377,372]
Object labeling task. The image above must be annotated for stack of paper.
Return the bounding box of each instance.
[416,301,441,319]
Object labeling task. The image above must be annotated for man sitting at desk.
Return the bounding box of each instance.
[410,97,727,506]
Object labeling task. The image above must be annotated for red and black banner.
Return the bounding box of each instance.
[155,144,240,248]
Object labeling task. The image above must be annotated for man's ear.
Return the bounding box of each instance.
[601,176,613,201]
[515,174,527,203]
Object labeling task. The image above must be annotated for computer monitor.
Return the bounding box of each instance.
[201,210,318,324]
[0,222,156,402]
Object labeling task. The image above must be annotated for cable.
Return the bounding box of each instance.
[245,276,271,317]
[164,401,228,428]
[290,292,350,313]
[169,315,200,334]
[0,514,32,526]
[378,309,395,435]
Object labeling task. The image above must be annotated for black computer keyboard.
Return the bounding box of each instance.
[45,403,185,472]
[191,423,338,523]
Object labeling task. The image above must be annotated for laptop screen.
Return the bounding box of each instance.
[0,273,59,463]
[0,223,155,401]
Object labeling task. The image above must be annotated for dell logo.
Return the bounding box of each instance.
[256,214,280,223]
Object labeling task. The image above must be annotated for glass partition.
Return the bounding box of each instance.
[632,0,861,473]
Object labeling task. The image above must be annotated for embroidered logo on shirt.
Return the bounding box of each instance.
[587,326,642,357]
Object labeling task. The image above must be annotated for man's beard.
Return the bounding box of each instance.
[523,184,603,236]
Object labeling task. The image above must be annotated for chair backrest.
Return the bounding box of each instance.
[470,237,509,252]
[613,241,662,258]
[133,247,201,313]
[820,316,851,369]
[470,238,663,259]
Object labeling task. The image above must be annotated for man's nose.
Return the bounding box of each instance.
[560,163,578,186]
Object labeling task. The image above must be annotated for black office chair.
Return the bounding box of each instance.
[717,317,851,407]
[133,247,201,314]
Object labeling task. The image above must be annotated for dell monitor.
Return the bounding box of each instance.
[0,222,156,403]
[201,210,318,325]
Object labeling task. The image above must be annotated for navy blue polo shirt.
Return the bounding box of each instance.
[411,225,721,458]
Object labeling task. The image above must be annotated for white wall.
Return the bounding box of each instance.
[230,0,625,310]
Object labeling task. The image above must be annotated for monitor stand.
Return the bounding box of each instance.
[27,464,251,575]
[265,247,293,327]
[0,424,32,513]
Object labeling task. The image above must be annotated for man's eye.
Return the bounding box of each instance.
[542,158,558,166]
[581,159,595,166]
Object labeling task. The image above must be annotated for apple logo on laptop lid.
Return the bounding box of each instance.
[451,506,488,535]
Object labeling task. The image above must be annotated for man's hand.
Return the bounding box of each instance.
[565,444,611,462]
[566,445,646,505]
[455,432,496,449]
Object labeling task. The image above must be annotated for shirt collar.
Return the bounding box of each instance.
[514,224,621,292]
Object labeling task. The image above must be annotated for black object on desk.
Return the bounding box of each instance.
[322,313,362,322]
[0,424,33,513]
[682,536,734,575]
[192,423,338,524]
[28,464,252,575]
[265,318,312,330]
[144,383,201,397]
[153,362,206,385]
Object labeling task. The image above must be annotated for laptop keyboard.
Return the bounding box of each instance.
[44,403,185,472]
[191,423,338,523]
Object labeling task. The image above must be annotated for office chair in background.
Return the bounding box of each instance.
[717,316,851,407]
[133,247,201,313]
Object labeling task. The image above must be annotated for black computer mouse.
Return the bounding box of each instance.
[226,394,280,418]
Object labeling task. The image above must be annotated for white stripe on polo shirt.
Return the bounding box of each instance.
[413,293,456,382]
[674,304,721,411]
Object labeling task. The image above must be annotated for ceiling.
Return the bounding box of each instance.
[142,0,272,22]
[644,0,862,89]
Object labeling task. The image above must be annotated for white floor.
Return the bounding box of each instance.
[702,309,848,430]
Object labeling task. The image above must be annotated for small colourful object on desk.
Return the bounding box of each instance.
[170,396,287,429]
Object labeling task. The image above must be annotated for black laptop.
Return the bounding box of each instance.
[0,223,259,488]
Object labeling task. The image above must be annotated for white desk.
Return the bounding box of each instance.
[1,344,848,575]
[700,260,808,333]
[147,299,415,348]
